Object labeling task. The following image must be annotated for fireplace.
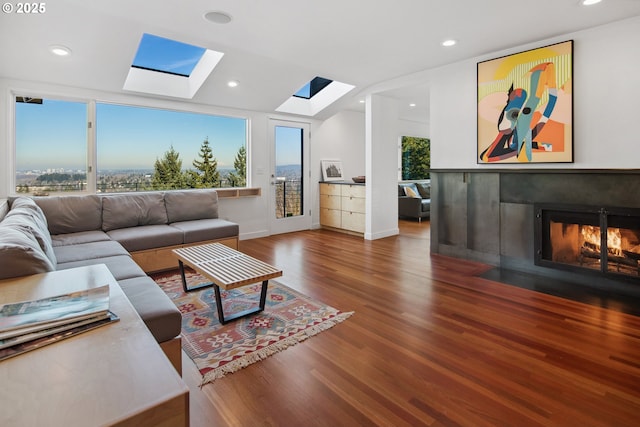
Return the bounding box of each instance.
[535,204,640,281]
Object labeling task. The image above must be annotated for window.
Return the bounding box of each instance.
[15,98,88,195]
[14,96,248,195]
[96,103,247,193]
[400,136,430,180]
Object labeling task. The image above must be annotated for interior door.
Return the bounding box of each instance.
[269,119,311,235]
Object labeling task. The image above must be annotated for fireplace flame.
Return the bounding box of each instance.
[580,225,623,256]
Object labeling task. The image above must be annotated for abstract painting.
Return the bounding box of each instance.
[477,40,573,164]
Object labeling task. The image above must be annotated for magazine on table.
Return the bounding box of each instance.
[0,311,119,361]
[0,284,110,340]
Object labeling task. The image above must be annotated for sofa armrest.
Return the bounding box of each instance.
[398,196,423,217]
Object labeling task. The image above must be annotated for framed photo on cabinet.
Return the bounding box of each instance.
[320,160,343,181]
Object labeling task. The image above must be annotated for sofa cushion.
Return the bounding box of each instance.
[56,255,147,281]
[53,240,129,264]
[51,230,111,247]
[117,277,182,342]
[102,193,168,232]
[34,195,103,234]
[9,197,49,227]
[164,189,219,223]
[0,226,55,279]
[416,182,431,199]
[169,218,239,244]
[3,210,57,266]
[106,225,183,252]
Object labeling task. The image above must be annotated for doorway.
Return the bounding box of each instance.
[269,119,311,234]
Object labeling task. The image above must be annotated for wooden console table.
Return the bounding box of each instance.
[173,243,282,324]
[0,264,189,427]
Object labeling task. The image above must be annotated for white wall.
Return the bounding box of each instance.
[431,16,640,170]
[311,110,365,227]
[313,110,366,180]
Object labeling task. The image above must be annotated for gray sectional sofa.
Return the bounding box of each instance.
[398,180,431,222]
[0,189,239,373]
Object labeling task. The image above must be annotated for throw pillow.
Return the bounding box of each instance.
[404,185,420,198]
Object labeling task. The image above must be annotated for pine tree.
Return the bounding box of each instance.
[152,145,185,189]
[227,146,246,187]
[191,138,220,188]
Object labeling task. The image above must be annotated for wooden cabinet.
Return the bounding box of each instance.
[319,182,365,234]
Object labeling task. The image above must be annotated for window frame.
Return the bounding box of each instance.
[10,92,252,196]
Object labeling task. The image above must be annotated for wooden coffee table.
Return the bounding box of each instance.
[172,243,282,324]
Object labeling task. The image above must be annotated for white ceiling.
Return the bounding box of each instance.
[1,0,639,121]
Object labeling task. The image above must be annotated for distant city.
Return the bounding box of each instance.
[15,164,302,194]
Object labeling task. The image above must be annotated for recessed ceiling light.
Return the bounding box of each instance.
[49,45,72,56]
[442,39,457,47]
[204,11,232,24]
[359,100,365,103]
[227,80,239,88]
[582,0,602,5]
[409,103,416,107]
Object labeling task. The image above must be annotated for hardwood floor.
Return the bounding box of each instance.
[181,220,640,427]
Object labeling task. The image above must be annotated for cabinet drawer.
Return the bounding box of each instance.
[341,211,365,233]
[320,208,341,228]
[341,195,365,213]
[343,184,365,198]
[319,194,341,210]
[319,183,341,196]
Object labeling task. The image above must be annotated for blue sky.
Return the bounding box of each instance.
[132,34,205,77]
[96,103,246,170]
[16,99,247,171]
[275,126,302,167]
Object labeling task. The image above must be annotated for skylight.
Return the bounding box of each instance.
[132,34,206,77]
[293,77,333,99]
[123,33,224,99]
[276,77,355,117]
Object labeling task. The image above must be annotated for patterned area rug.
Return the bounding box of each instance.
[152,269,353,386]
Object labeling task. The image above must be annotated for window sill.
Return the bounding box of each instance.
[217,187,261,198]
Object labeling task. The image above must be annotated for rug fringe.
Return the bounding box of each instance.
[199,311,354,387]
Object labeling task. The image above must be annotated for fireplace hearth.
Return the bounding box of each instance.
[535,204,640,281]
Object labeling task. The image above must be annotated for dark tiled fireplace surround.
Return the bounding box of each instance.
[431,170,640,315]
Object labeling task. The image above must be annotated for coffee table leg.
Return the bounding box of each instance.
[213,280,270,325]
[179,260,214,293]
[213,284,227,324]
[178,261,189,293]
[258,280,269,311]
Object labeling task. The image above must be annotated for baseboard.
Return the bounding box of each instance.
[239,230,270,240]
[365,227,399,240]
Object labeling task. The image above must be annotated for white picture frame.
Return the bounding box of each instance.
[321,160,344,182]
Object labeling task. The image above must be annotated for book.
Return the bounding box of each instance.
[0,284,109,340]
[0,311,119,362]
